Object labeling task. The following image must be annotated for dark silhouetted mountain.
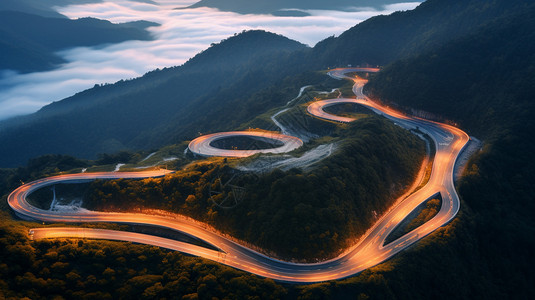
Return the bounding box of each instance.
[0,11,157,73]
[357,6,535,299]
[0,30,307,167]
[366,5,535,138]
[0,0,157,18]
[187,0,402,15]
[0,0,98,18]
[310,0,535,67]
[1,0,531,166]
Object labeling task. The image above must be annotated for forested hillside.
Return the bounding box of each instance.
[80,117,425,260]
[0,213,288,299]
[0,0,100,18]
[2,0,531,167]
[0,11,156,73]
[0,0,522,167]
[1,0,535,298]
[350,5,535,298]
[311,0,534,67]
[0,30,309,167]
[366,6,535,137]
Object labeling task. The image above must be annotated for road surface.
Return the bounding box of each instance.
[8,68,469,283]
[188,131,303,157]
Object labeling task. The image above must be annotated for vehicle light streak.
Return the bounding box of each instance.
[8,68,469,283]
[188,131,303,157]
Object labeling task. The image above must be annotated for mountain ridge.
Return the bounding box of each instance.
[0,30,308,167]
[309,0,535,67]
[1,0,531,166]
[0,10,157,73]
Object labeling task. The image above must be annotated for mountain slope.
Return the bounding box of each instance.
[0,0,157,18]
[1,0,531,165]
[338,6,535,299]
[311,0,534,67]
[0,30,308,167]
[0,11,157,73]
[0,0,99,18]
[366,7,535,137]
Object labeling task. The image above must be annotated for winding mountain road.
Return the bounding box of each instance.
[8,68,469,283]
[188,131,303,157]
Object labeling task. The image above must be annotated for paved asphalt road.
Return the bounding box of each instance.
[188,131,303,157]
[8,68,469,283]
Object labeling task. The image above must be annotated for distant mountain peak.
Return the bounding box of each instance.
[183,29,306,68]
[0,10,157,73]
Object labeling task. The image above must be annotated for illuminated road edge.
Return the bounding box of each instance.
[307,98,362,123]
[188,131,303,157]
[8,68,470,283]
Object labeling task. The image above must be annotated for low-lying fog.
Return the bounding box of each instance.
[0,0,420,120]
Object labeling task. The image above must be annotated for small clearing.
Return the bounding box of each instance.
[238,143,336,173]
[454,136,483,181]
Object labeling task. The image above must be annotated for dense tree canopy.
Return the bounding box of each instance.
[2,0,535,298]
[84,117,425,260]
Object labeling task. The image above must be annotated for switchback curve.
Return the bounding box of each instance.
[8,68,469,283]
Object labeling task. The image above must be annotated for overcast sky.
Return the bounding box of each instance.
[0,0,420,120]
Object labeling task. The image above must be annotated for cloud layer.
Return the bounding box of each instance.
[0,0,420,120]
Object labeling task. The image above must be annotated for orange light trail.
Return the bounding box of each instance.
[8,68,470,283]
